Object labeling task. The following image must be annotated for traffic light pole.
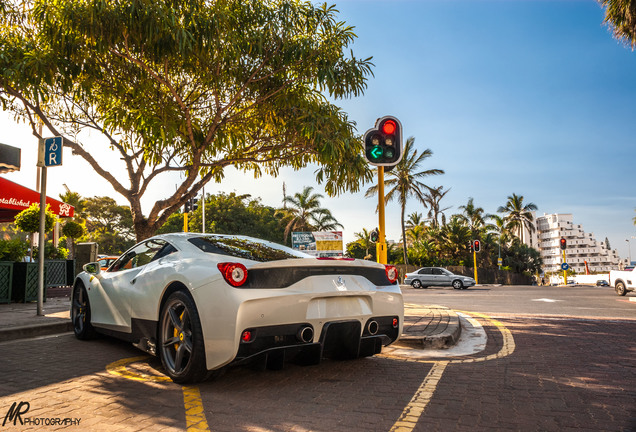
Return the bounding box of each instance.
[562,249,567,285]
[183,212,188,233]
[473,250,478,284]
[376,167,387,265]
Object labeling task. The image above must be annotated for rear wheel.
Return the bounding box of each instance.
[71,283,97,340]
[411,280,422,289]
[615,282,627,296]
[159,291,208,383]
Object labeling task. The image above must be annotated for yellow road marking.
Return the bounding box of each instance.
[183,386,211,431]
[106,355,172,382]
[106,356,211,431]
[388,310,516,431]
[389,361,449,432]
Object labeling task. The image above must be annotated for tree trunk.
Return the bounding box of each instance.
[401,205,408,265]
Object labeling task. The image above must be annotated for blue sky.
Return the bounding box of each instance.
[2,0,636,259]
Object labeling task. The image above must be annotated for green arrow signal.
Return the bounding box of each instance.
[370,146,383,160]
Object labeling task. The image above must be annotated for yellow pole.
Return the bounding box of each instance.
[473,250,478,284]
[183,212,188,233]
[376,166,387,264]
[562,249,567,285]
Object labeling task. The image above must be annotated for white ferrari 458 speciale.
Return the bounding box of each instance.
[72,233,404,383]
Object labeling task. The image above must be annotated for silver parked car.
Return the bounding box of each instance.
[404,267,476,290]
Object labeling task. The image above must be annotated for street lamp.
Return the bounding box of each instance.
[626,239,632,265]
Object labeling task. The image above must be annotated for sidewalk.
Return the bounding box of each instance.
[0,289,461,349]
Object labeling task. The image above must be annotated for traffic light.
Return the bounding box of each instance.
[370,228,379,243]
[560,238,567,250]
[473,239,481,253]
[363,116,403,167]
[184,197,199,213]
[468,240,473,252]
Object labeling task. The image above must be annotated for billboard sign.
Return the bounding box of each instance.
[291,231,343,258]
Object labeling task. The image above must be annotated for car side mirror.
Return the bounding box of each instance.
[83,262,101,275]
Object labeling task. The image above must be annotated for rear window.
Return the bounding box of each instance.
[188,236,307,262]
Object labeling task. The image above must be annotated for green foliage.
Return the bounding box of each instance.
[182,192,286,243]
[83,197,135,254]
[600,0,636,49]
[14,204,57,234]
[33,241,68,260]
[62,220,85,240]
[0,237,28,261]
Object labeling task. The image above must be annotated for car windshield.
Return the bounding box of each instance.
[189,236,308,262]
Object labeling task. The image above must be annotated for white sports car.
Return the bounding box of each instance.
[72,233,404,383]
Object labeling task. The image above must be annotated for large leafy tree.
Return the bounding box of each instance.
[0,0,373,241]
[497,193,538,245]
[83,196,136,254]
[187,192,286,243]
[365,137,444,265]
[599,0,636,49]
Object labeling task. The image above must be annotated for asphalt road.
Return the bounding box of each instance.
[401,283,636,320]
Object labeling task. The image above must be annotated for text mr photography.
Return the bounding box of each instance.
[3,402,81,427]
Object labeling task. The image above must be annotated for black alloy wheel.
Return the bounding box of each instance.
[71,283,97,340]
[159,291,208,383]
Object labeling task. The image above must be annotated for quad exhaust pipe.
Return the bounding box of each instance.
[297,326,314,343]
[367,320,379,336]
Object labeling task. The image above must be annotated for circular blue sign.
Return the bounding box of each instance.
[561,263,569,270]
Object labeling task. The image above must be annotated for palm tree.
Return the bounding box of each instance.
[354,228,374,259]
[281,186,324,242]
[458,197,487,238]
[312,208,344,231]
[599,0,636,48]
[422,185,451,228]
[365,137,444,265]
[405,212,424,230]
[497,193,538,244]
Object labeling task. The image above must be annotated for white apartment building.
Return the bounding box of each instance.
[530,213,624,274]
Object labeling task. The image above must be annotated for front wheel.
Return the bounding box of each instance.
[452,280,463,290]
[411,280,422,289]
[159,291,208,383]
[71,283,97,340]
[615,282,627,296]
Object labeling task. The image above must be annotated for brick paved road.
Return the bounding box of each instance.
[1,315,634,431]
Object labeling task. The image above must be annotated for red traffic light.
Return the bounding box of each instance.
[560,238,567,250]
[382,120,397,135]
[473,240,481,252]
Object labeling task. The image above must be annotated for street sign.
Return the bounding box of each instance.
[497,257,503,266]
[561,263,569,270]
[45,137,63,167]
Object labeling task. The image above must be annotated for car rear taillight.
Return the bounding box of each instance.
[385,265,398,284]
[217,262,248,287]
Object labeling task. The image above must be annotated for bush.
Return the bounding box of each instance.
[14,203,57,234]
[0,238,29,262]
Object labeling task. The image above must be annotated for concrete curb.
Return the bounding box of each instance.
[0,321,73,343]
[396,305,462,349]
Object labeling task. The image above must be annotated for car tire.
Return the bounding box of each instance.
[615,282,627,296]
[159,291,208,384]
[71,283,98,340]
[411,280,423,289]
[452,280,463,290]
